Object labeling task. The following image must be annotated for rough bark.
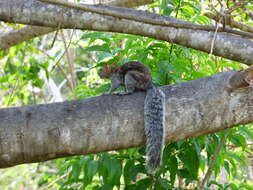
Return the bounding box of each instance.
[40,0,253,39]
[0,26,55,50]
[106,0,153,7]
[0,0,153,50]
[0,0,253,65]
[0,70,253,168]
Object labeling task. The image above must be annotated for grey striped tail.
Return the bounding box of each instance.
[144,86,165,173]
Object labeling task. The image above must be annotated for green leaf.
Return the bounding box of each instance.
[238,125,253,141]
[86,45,110,52]
[69,161,82,181]
[224,161,231,176]
[98,183,113,190]
[98,153,110,179]
[136,177,152,189]
[83,160,98,185]
[239,183,253,190]
[124,160,136,184]
[230,134,247,147]
[154,178,171,190]
[177,168,190,179]
[125,184,137,190]
[107,158,122,186]
[224,183,238,190]
[32,78,44,88]
[208,180,223,188]
[167,155,177,185]
[178,143,199,180]
[97,52,114,62]
[226,151,247,167]
[81,32,112,43]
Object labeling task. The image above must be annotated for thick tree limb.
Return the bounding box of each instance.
[0,0,153,50]
[0,0,253,65]
[39,0,253,39]
[1,69,253,168]
[106,0,153,8]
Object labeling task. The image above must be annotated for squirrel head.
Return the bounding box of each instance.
[98,64,119,79]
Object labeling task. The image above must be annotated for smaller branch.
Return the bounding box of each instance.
[226,1,251,14]
[60,30,76,91]
[0,26,55,50]
[50,30,59,48]
[7,73,21,106]
[199,129,231,189]
[217,0,223,7]
[246,11,253,20]
[38,170,70,190]
[227,143,253,149]
[204,11,253,34]
[209,19,220,56]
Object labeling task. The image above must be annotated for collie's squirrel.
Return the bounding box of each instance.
[98,61,165,173]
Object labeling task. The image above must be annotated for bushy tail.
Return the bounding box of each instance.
[144,86,165,173]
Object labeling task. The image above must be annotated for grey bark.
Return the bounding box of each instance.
[0,0,253,65]
[0,0,153,50]
[0,70,253,168]
[106,0,153,7]
[0,26,55,50]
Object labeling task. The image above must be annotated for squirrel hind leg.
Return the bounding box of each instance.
[124,72,139,93]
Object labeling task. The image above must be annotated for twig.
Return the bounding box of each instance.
[199,129,231,189]
[38,170,70,190]
[226,1,251,14]
[50,30,75,91]
[60,30,76,91]
[50,29,59,48]
[209,18,220,56]
[7,77,20,106]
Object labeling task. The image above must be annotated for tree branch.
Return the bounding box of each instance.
[0,0,253,65]
[0,69,253,168]
[204,12,253,34]
[0,26,55,50]
[0,0,153,50]
[39,0,253,39]
[106,0,153,8]
[0,0,252,65]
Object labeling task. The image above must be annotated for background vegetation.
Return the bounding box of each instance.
[0,0,252,189]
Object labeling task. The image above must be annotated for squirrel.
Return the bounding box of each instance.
[98,61,166,173]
